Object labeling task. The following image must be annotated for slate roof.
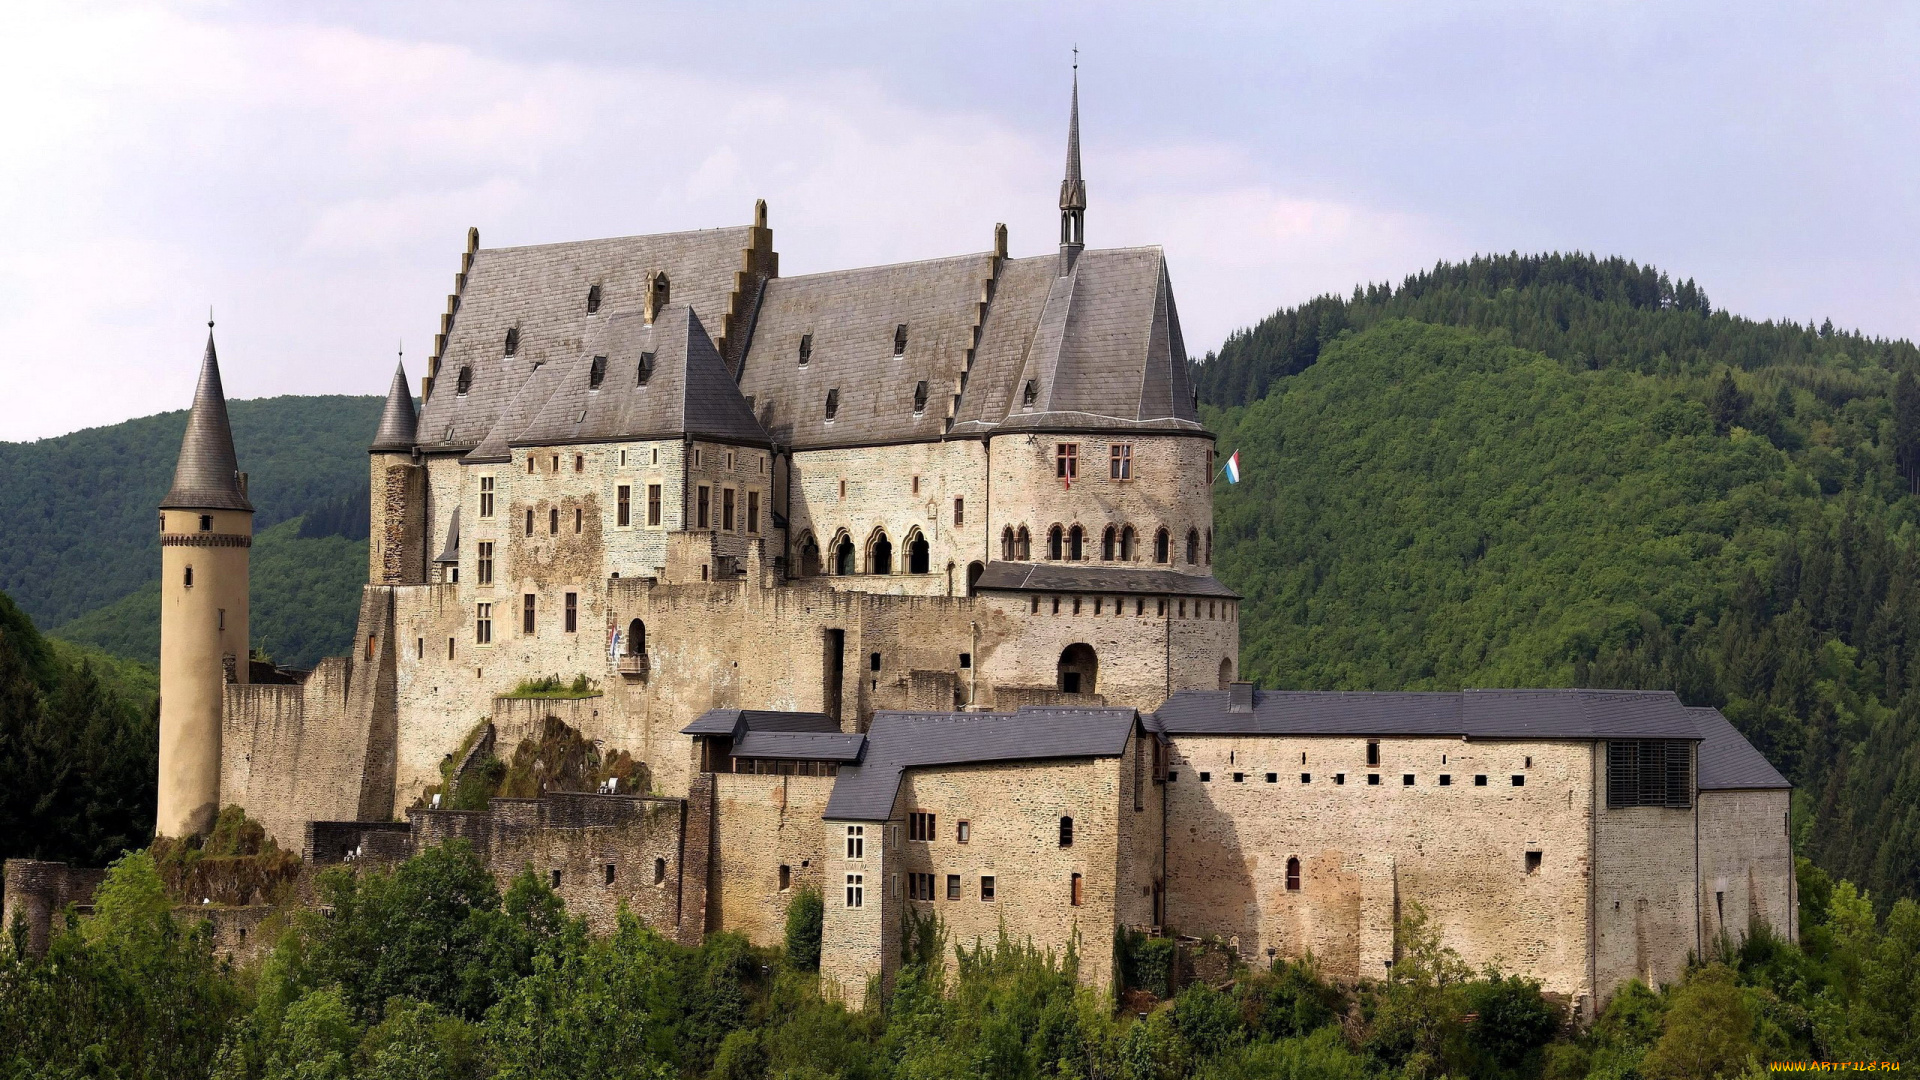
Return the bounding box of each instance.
[733,731,867,762]
[370,360,419,451]
[1151,688,1709,741]
[971,561,1239,597]
[737,253,995,448]
[416,227,757,455]
[824,707,1138,820]
[1687,707,1791,790]
[433,506,461,564]
[682,709,840,738]
[162,331,253,512]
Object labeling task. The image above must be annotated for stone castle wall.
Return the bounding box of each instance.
[1697,788,1795,949]
[2,860,108,957]
[706,772,837,945]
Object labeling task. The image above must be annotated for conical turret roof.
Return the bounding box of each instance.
[370,359,419,451]
[161,330,253,512]
[1059,71,1085,213]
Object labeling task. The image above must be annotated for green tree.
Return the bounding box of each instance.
[1641,964,1755,1079]
[783,885,823,971]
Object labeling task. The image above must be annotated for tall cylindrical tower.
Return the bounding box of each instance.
[156,327,253,839]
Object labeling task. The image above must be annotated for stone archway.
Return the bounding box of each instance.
[867,529,893,575]
[1218,656,1234,689]
[833,534,856,575]
[1058,643,1098,695]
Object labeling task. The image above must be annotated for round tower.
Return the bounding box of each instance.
[369,357,424,584]
[156,325,253,839]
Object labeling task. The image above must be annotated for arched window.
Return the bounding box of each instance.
[1205,528,1213,565]
[1058,643,1097,694]
[1120,525,1136,561]
[1001,526,1015,560]
[1047,525,1064,561]
[1102,525,1117,560]
[1154,528,1170,563]
[1016,526,1032,560]
[627,619,646,657]
[1286,857,1301,891]
[798,533,821,577]
[1186,529,1200,565]
[653,857,666,885]
[967,561,984,596]
[1059,816,1074,848]
[907,530,930,574]
[1218,657,1234,689]
[833,534,856,576]
[1068,525,1085,561]
[867,530,893,575]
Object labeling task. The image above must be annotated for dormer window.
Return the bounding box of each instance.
[1022,380,1037,409]
[798,333,812,366]
[652,272,670,308]
[586,284,602,313]
[825,389,839,420]
[636,352,655,386]
[913,381,928,414]
[893,324,908,356]
[588,355,607,390]
[504,327,519,356]
[456,366,474,395]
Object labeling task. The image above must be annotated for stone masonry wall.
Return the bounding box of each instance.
[984,432,1216,578]
[707,772,836,946]
[1697,789,1795,949]
[820,815,896,1008]
[787,442,987,592]
[1592,755,1700,1001]
[2,860,108,957]
[1164,735,1596,1004]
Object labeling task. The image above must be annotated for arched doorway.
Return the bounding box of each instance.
[833,534,856,575]
[798,534,821,577]
[1058,643,1098,695]
[1068,525,1085,561]
[1218,657,1234,689]
[907,530,930,574]
[1047,525,1064,560]
[627,619,646,656]
[868,530,893,575]
[966,561,984,596]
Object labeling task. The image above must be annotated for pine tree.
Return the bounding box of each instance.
[1895,371,1920,495]
[1708,369,1748,435]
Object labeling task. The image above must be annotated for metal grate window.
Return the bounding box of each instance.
[1607,740,1693,808]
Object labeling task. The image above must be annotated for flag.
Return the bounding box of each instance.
[1223,450,1242,484]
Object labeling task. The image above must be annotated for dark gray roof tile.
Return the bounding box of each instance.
[1152,688,1709,741]
[161,331,253,512]
[370,360,419,451]
[1687,707,1791,790]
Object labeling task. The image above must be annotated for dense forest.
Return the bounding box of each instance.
[4,838,1916,1078]
[1201,255,1920,911]
[0,394,380,670]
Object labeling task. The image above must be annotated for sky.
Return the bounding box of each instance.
[3,1,1917,441]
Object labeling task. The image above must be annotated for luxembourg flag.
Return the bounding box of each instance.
[1222,450,1242,484]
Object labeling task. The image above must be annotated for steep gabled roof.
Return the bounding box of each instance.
[825,707,1138,820]
[161,331,253,512]
[1687,707,1791,790]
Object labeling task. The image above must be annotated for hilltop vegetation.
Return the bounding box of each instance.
[1202,254,1920,908]
[0,394,379,669]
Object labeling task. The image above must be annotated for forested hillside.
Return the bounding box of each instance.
[1200,254,1920,909]
[0,395,380,669]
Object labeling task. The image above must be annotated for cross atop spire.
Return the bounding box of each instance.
[1058,56,1086,275]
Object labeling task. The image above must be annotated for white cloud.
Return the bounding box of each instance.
[0,3,1443,439]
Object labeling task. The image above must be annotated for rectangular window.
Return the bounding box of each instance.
[574,454,584,472]
[1110,443,1132,479]
[522,593,535,634]
[1070,873,1083,906]
[946,874,961,900]
[748,491,760,533]
[845,874,863,908]
[956,820,970,843]
[448,637,455,659]
[564,592,577,633]
[476,603,492,644]
[1607,740,1693,808]
[1367,740,1380,766]
[477,542,494,584]
[617,485,631,526]
[1439,774,1452,786]
[722,488,736,531]
[980,875,995,902]
[1055,443,1078,479]
[908,811,936,841]
[648,484,662,526]
[845,825,864,859]
[218,608,225,631]
[525,509,534,536]
[697,486,710,528]
[911,475,920,495]
[479,476,495,517]
[1475,774,1488,786]
[953,497,964,526]
[908,872,935,901]
[416,637,423,659]
[1525,851,1543,875]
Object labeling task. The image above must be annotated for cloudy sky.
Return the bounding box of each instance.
[3,1,1915,441]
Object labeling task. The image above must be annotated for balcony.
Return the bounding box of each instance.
[617,654,649,679]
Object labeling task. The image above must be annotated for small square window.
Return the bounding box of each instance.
[1334,773,1346,785]
[550,869,562,888]
[1475,775,1489,786]
[1438,774,1452,786]
[959,653,972,669]
[1264,772,1277,784]
[1402,774,1415,786]
[980,875,995,901]
[1367,774,1381,786]
[1512,775,1526,787]
[605,863,616,885]
[1301,773,1312,784]
[1525,851,1542,875]
[1232,772,1244,783]
[1198,771,1212,782]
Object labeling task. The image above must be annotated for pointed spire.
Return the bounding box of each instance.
[371,352,419,452]
[161,327,253,511]
[1058,55,1086,275]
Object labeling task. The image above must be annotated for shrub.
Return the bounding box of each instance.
[784,886,823,971]
[1463,972,1559,1067]
[1119,929,1175,998]
[1172,982,1246,1058]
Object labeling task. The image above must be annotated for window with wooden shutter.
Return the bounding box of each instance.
[1607,740,1693,808]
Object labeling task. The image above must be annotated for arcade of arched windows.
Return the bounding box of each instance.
[995,520,1213,566]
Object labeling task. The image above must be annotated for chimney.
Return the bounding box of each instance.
[1227,681,1255,713]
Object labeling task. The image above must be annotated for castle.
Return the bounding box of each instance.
[5,83,1796,1019]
